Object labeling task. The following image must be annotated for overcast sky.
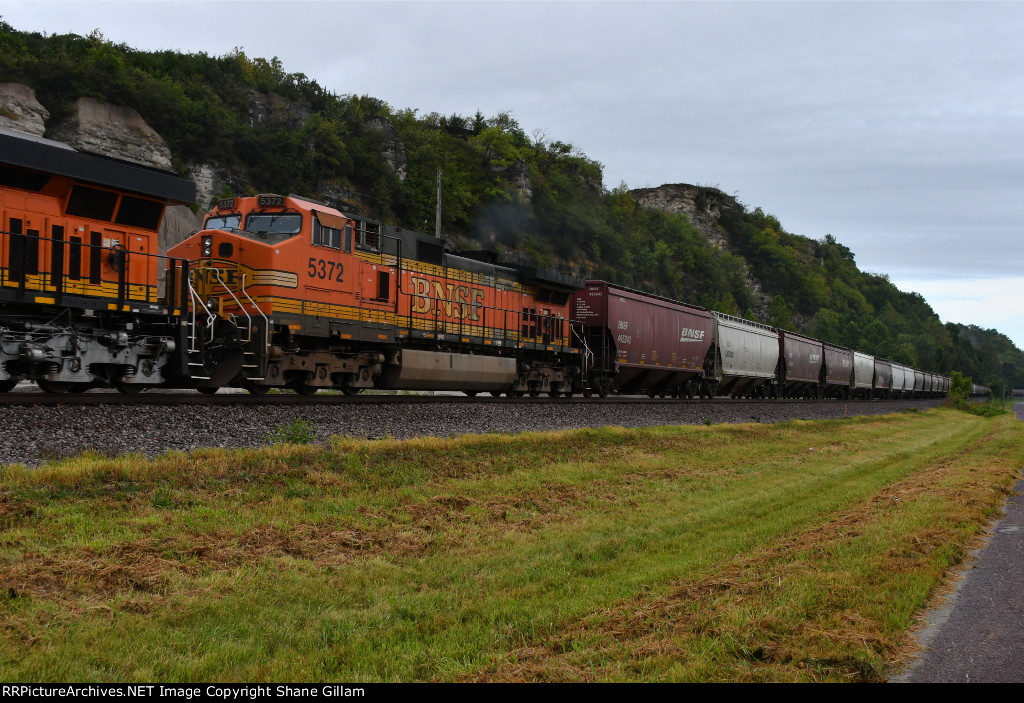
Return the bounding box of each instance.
[4,0,1023,349]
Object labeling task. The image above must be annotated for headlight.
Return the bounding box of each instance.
[202,236,213,256]
[205,297,220,312]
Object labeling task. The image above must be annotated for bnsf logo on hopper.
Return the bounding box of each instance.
[680,328,705,342]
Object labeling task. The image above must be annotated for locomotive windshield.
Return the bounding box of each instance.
[242,212,303,243]
[205,214,242,231]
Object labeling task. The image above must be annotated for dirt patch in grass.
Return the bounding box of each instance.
[3,523,380,606]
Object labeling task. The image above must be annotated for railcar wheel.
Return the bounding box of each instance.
[528,388,541,398]
[563,390,573,398]
[292,383,319,396]
[0,380,17,393]
[490,391,504,398]
[197,387,219,395]
[512,391,525,398]
[582,387,593,398]
[245,383,270,395]
[464,390,478,397]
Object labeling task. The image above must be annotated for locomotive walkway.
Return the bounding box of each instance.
[892,402,1024,683]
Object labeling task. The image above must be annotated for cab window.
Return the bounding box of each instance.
[205,214,241,231]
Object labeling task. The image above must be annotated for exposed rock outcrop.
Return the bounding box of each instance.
[632,183,768,315]
[0,83,48,136]
[247,90,310,130]
[631,183,740,250]
[365,116,408,181]
[49,97,173,171]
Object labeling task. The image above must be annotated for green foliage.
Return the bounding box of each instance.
[267,418,317,445]
[948,371,972,410]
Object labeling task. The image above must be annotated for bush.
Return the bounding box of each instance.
[267,418,317,445]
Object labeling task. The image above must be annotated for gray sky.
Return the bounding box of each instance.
[4,0,1023,349]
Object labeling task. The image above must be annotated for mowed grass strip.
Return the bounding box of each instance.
[0,408,1021,682]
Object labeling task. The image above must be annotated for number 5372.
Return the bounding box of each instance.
[307,258,344,282]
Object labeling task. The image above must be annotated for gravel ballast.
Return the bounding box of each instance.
[0,397,945,467]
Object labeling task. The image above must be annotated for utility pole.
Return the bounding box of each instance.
[435,168,442,240]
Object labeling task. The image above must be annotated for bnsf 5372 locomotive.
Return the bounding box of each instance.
[169,194,586,396]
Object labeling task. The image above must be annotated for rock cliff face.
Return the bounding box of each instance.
[0,83,49,136]
[365,116,408,182]
[632,183,768,314]
[49,97,175,171]
[631,183,740,250]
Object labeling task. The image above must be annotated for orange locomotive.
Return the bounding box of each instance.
[169,194,585,395]
[0,128,194,393]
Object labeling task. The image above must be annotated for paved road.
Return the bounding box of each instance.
[892,403,1024,682]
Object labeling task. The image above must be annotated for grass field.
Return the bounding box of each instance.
[1,407,1022,682]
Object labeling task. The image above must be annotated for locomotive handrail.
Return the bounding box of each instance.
[0,226,190,310]
[237,273,271,353]
[211,267,256,344]
[186,273,217,349]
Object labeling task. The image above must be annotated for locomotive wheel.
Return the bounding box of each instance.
[528,388,541,398]
[489,391,503,398]
[512,391,525,398]
[582,387,593,398]
[114,382,147,395]
[341,383,363,396]
[197,387,219,395]
[596,384,609,398]
[292,383,319,396]
[38,381,86,394]
[245,383,270,395]
[0,379,17,393]
[563,390,573,398]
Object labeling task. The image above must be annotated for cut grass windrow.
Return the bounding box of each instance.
[0,408,1021,681]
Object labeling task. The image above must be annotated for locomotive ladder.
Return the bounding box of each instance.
[212,269,270,380]
[185,275,216,380]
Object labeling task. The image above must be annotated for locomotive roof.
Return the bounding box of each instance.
[0,127,196,205]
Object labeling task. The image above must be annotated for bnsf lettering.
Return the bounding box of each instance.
[411,276,485,321]
[679,328,705,342]
[617,320,629,330]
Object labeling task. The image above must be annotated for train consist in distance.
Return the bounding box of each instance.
[0,127,952,400]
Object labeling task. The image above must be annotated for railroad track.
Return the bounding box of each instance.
[0,390,944,406]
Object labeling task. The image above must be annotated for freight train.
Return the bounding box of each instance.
[0,127,952,399]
